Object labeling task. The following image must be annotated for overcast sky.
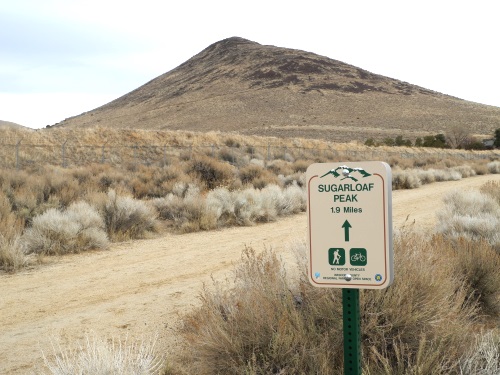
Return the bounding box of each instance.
[1,0,499,129]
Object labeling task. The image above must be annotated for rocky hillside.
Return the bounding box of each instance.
[55,37,500,143]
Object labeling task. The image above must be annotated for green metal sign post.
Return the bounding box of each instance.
[342,288,361,375]
[307,162,393,374]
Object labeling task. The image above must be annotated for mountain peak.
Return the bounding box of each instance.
[205,36,258,50]
[56,38,500,142]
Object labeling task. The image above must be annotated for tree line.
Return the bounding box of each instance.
[365,128,500,150]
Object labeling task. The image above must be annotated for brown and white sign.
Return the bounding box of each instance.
[306,161,393,289]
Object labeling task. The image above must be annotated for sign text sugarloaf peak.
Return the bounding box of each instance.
[306,162,393,289]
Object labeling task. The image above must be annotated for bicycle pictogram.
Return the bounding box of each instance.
[350,252,366,262]
[349,248,367,266]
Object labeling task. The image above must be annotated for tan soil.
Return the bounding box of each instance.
[1,174,499,374]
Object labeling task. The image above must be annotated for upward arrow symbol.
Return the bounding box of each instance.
[342,220,352,242]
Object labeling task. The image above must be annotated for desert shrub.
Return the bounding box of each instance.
[151,185,216,233]
[437,186,500,317]
[446,237,500,317]
[179,247,342,375]
[414,169,436,184]
[263,183,305,216]
[266,160,294,176]
[224,137,241,148]
[155,184,308,232]
[188,156,235,190]
[437,189,500,250]
[176,233,481,375]
[0,192,24,240]
[480,180,500,205]
[206,187,274,226]
[218,147,241,164]
[431,168,462,182]
[103,190,158,241]
[205,188,239,226]
[458,331,500,375]
[451,164,476,178]
[0,234,28,272]
[41,169,81,207]
[279,172,306,187]
[240,164,281,188]
[291,159,312,173]
[22,202,109,255]
[469,160,489,175]
[388,156,413,170]
[487,160,500,173]
[239,164,266,185]
[413,156,438,168]
[70,166,93,185]
[361,232,477,374]
[392,169,421,189]
[392,166,469,190]
[40,332,164,375]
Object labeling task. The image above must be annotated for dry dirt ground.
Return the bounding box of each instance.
[1,174,499,374]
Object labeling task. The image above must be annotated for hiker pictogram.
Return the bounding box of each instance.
[328,248,345,266]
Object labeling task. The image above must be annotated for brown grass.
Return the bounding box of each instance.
[172,230,498,374]
[0,127,497,272]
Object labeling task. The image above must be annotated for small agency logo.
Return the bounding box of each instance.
[320,165,372,182]
[374,274,383,282]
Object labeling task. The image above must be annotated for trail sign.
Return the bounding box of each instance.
[306,162,393,289]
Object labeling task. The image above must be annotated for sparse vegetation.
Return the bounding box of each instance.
[22,201,109,255]
[437,187,500,251]
[39,332,164,375]
[169,184,500,374]
[0,127,499,273]
[173,232,499,374]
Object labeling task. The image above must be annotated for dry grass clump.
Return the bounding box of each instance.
[206,184,305,227]
[102,190,158,241]
[22,202,109,255]
[437,188,500,250]
[392,168,422,189]
[488,160,500,173]
[391,165,476,190]
[173,231,497,374]
[39,332,164,375]
[480,180,500,205]
[458,331,500,375]
[151,184,215,233]
[188,155,236,190]
[437,184,500,318]
[238,164,280,188]
[0,234,29,272]
[446,237,500,317]
[152,183,306,233]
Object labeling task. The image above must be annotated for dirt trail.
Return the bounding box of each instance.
[1,174,499,374]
